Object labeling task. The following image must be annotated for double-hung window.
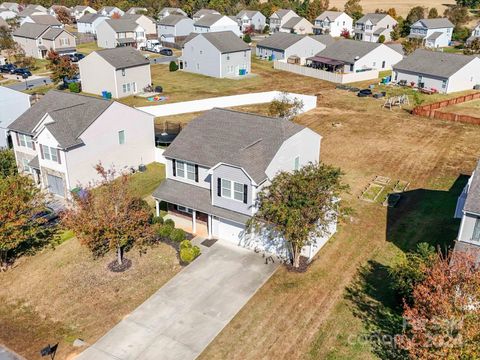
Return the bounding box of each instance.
[186,163,195,181]
[473,218,480,242]
[219,178,247,203]
[221,179,232,198]
[41,144,59,163]
[233,182,244,201]
[118,130,125,145]
[18,134,34,149]
[176,160,185,178]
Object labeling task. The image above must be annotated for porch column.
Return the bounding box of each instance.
[207,215,212,239]
[155,199,160,217]
[192,210,197,234]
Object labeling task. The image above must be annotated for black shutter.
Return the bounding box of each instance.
[243,184,248,204]
[217,178,221,197]
[172,159,176,176]
[195,164,199,182]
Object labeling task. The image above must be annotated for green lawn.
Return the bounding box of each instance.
[128,162,165,199]
[76,41,101,55]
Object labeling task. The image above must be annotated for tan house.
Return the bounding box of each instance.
[13,23,76,59]
[96,19,146,48]
[79,46,151,98]
[279,16,314,34]
[20,14,63,28]
[122,14,157,36]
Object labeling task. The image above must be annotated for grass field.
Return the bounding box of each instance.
[442,99,480,117]
[76,41,101,55]
[328,0,455,16]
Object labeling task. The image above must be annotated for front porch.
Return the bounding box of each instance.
[161,203,210,238]
[305,56,348,73]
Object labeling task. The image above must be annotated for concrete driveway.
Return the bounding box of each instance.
[75,240,278,360]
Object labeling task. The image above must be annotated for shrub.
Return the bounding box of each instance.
[169,61,178,72]
[378,35,385,43]
[164,218,175,228]
[68,82,80,93]
[170,228,186,242]
[180,239,191,250]
[263,24,269,34]
[243,34,251,43]
[180,240,201,263]
[151,215,164,225]
[157,224,173,239]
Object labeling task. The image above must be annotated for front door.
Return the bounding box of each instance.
[47,174,64,197]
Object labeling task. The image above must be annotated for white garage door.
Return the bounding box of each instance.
[47,174,65,197]
[213,217,245,246]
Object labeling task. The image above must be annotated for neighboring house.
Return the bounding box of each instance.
[354,13,397,42]
[193,14,241,36]
[25,4,47,13]
[77,13,108,34]
[158,7,187,20]
[0,16,9,27]
[71,5,96,21]
[152,108,330,259]
[466,22,480,45]
[392,49,480,93]
[8,90,155,198]
[21,14,62,28]
[48,5,70,17]
[122,14,156,36]
[0,2,20,12]
[279,16,314,35]
[256,32,331,61]
[79,47,151,98]
[0,7,17,20]
[17,7,45,20]
[192,8,220,22]
[408,18,454,48]
[98,6,124,18]
[0,86,30,149]
[309,39,403,73]
[314,11,353,37]
[126,7,147,15]
[157,15,194,43]
[12,23,76,59]
[236,10,266,32]
[269,9,298,33]
[454,159,480,261]
[96,19,146,49]
[180,31,251,78]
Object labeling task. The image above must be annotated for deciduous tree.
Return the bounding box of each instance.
[55,7,73,24]
[268,92,304,120]
[444,6,470,26]
[402,38,423,55]
[46,49,78,83]
[464,38,480,54]
[340,28,351,38]
[0,149,17,178]
[249,163,349,268]
[344,0,363,21]
[428,7,439,18]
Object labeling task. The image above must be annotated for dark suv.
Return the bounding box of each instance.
[13,68,32,78]
[0,63,17,74]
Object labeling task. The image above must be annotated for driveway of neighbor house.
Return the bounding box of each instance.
[75,240,279,360]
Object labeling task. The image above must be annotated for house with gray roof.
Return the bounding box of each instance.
[158,7,187,20]
[408,18,454,48]
[256,32,331,62]
[0,86,31,149]
[279,16,314,35]
[392,49,480,93]
[17,6,45,19]
[71,5,96,21]
[20,14,62,28]
[269,9,298,33]
[77,13,108,34]
[0,6,16,20]
[126,7,147,15]
[8,90,155,198]
[122,13,157,36]
[12,23,76,59]
[193,14,241,36]
[79,46,151,98]
[96,18,146,48]
[157,15,194,42]
[192,8,220,22]
[308,38,403,73]
[236,10,266,32]
[0,2,20,12]
[152,108,330,259]
[314,11,353,37]
[98,6,124,17]
[454,159,480,261]
[354,13,397,42]
[180,31,251,78]
[467,22,480,45]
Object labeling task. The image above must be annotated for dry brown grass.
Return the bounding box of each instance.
[324,0,455,16]
[442,99,480,117]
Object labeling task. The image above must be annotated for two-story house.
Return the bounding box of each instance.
[269,9,298,33]
[0,86,31,149]
[466,22,480,46]
[157,15,194,43]
[8,90,155,198]
[193,14,241,36]
[71,5,97,21]
[96,19,146,48]
[192,8,220,22]
[279,16,314,35]
[153,108,332,259]
[12,23,76,59]
[79,47,151,98]
[313,11,353,37]
[126,7,147,15]
[20,14,63,28]
[180,31,251,78]
[77,13,108,34]
[455,159,480,260]
[158,7,187,20]
[408,18,454,48]
[0,6,17,20]
[122,14,157,37]
[354,13,397,42]
[236,10,266,32]
[98,6,124,18]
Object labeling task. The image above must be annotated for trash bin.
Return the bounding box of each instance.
[106,92,112,99]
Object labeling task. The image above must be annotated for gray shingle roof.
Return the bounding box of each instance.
[426,31,443,40]
[104,19,138,32]
[72,5,89,11]
[159,7,186,16]
[12,22,49,39]
[42,27,65,40]
[78,13,103,24]
[357,13,389,25]
[315,38,381,64]
[94,46,149,69]
[17,7,42,17]
[8,91,112,149]
[386,43,404,55]
[271,9,293,19]
[194,13,224,27]
[310,34,335,46]
[417,18,454,29]
[315,11,344,21]
[193,9,220,18]
[393,49,477,79]
[30,14,61,26]
[153,179,251,224]
[256,32,306,51]
[187,31,248,53]
[158,14,189,26]
[282,16,306,29]
[464,160,480,215]
[162,108,306,183]
[236,10,261,19]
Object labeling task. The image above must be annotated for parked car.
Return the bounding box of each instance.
[357,89,372,97]
[63,74,81,84]
[73,53,85,62]
[33,206,59,225]
[13,68,32,78]
[0,63,17,74]
[159,48,173,56]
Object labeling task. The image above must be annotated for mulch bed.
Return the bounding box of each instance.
[107,258,132,272]
[285,256,310,273]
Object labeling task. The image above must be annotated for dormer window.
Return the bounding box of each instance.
[218,178,247,203]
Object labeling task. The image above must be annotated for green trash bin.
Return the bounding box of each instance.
[106,92,112,99]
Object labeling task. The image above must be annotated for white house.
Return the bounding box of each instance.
[126,7,147,15]
[0,86,30,149]
[98,6,124,18]
[354,13,397,42]
[77,13,108,34]
[192,8,220,22]
[314,11,353,37]
[279,16,314,35]
[158,7,187,20]
[153,108,334,260]
[193,14,241,36]
[79,47,151,98]
[8,90,155,198]
[157,15,194,42]
[466,22,480,46]
[0,7,17,20]
[180,31,251,78]
[0,2,20,12]
[71,5,96,21]
[309,39,403,73]
[392,49,480,93]
[269,9,298,33]
[236,10,266,32]
[408,18,454,48]
[96,19,146,49]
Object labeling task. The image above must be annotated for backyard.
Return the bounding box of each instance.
[442,99,480,117]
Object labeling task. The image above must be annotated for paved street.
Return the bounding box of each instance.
[149,56,177,65]
[5,76,52,91]
[76,240,278,360]
[0,346,24,360]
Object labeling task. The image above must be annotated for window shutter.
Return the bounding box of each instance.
[32,141,36,151]
[172,159,176,176]
[57,149,61,164]
[15,133,20,146]
[39,144,44,159]
[243,184,248,204]
[217,178,221,197]
[195,164,199,182]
